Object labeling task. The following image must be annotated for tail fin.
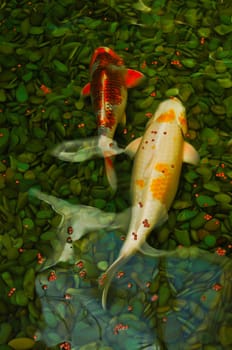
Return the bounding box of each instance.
[101,254,129,310]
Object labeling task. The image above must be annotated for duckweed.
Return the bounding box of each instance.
[1,0,232,349]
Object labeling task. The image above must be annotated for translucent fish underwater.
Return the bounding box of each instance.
[52,46,144,191]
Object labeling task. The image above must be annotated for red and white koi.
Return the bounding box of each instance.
[53,47,144,191]
[101,97,200,309]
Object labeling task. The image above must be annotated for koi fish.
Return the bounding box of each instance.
[52,47,144,191]
[101,97,200,309]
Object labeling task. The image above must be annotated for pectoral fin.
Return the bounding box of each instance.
[183,141,199,165]
[81,82,91,96]
[125,69,144,88]
[125,136,143,158]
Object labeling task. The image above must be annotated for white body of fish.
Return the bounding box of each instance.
[102,97,199,308]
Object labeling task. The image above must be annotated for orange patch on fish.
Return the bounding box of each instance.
[135,179,145,188]
[178,113,187,134]
[150,177,168,202]
[156,109,175,123]
[154,163,171,175]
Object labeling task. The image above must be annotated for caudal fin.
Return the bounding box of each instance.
[102,254,129,310]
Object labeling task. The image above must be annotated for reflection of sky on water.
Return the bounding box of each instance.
[35,225,232,350]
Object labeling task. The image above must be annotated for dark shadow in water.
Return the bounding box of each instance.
[35,231,232,350]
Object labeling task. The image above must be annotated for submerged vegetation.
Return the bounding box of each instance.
[0,0,232,349]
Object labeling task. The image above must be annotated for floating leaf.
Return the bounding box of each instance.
[196,195,217,207]
[53,59,68,73]
[200,128,219,145]
[16,83,28,103]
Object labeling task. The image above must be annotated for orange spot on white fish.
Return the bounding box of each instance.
[156,109,175,123]
[135,179,145,188]
[150,177,168,202]
[178,112,187,133]
[154,163,171,175]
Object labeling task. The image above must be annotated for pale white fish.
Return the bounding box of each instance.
[101,97,200,309]
[30,188,130,269]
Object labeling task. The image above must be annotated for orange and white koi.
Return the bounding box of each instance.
[101,97,200,309]
[53,47,144,191]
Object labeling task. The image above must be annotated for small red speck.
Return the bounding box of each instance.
[76,261,84,269]
[141,60,147,69]
[15,179,20,184]
[200,37,205,45]
[123,128,128,134]
[67,226,73,235]
[42,284,48,290]
[60,342,71,350]
[37,252,45,264]
[204,214,213,221]
[171,60,182,67]
[64,293,72,300]
[127,282,133,288]
[142,219,150,228]
[138,201,143,208]
[120,235,126,241]
[151,294,158,302]
[48,271,57,282]
[8,287,16,297]
[132,232,138,240]
[195,193,199,197]
[40,84,51,94]
[212,283,223,292]
[201,295,206,301]
[145,112,153,118]
[117,271,125,279]
[66,237,72,243]
[150,92,156,97]
[128,305,133,311]
[98,273,107,286]
[162,317,168,323]
[221,163,225,168]
[79,270,87,279]
[0,133,4,137]
[152,60,158,65]
[113,323,128,335]
[215,247,226,256]
[18,247,25,253]
[78,123,85,128]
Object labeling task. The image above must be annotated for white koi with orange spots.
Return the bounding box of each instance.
[102,97,199,309]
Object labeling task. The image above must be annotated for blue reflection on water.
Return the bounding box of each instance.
[35,226,232,350]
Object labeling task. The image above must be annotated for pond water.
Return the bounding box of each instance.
[0,0,232,350]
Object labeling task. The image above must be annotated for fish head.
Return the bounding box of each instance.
[89,47,124,73]
[152,97,188,135]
